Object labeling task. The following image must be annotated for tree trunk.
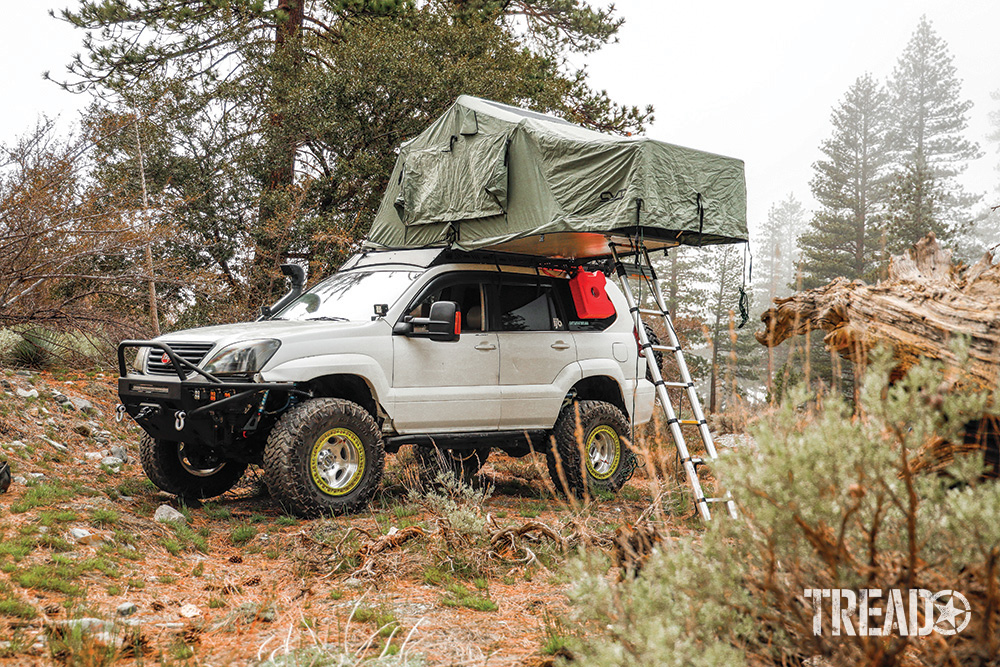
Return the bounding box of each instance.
[756,233,1000,393]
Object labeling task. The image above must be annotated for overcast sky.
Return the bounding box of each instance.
[3,0,998,236]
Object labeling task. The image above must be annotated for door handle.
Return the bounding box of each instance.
[551,341,571,350]
[475,342,497,351]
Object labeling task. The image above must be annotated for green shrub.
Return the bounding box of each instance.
[563,348,999,666]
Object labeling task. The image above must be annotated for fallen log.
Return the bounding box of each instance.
[756,233,1000,392]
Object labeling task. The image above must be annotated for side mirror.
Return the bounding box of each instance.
[426,301,460,341]
[392,300,460,342]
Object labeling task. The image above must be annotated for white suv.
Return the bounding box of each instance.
[117,248,656,516]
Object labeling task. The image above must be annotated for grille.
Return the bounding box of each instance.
[145,342,215,376]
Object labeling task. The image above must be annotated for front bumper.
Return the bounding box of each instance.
[117,340,307,451]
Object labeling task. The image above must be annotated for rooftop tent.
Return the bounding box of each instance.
[365,96,747,259]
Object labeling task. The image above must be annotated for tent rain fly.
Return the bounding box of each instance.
[366,96,747,260]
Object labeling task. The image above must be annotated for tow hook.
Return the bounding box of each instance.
[115,404,127,423]
[174,411,187,432]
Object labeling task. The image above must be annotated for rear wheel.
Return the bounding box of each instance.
[415,445,490,485]
[546,400,635,499]
[263,398,384,517]
[139,434,247,499]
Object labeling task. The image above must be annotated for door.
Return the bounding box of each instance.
[391,274,500,433]
[494,275,577,429]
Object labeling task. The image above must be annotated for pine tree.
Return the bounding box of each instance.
[797,74,892,289]
[885,15,981,251]
[61,1,650,314]
[754,193,805,305]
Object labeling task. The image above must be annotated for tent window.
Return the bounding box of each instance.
[397,132,510,226]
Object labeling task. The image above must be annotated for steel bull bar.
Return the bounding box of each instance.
[117,340,309,441]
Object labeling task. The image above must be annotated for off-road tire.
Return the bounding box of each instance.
[546,400,635,499]
[139,434,247,499]
[263,398,384,517]
[415,445,490,485]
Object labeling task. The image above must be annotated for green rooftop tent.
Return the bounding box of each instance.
[365,95,747,260]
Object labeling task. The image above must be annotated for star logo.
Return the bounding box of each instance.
[931,590,971,635]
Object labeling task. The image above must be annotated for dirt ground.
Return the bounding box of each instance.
[0,370,698,666]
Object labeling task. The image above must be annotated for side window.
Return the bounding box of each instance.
[495,279,565,332]
[406,277,486,332]
[554,280,617,331]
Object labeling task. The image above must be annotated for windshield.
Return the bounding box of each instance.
[273,270,422,322]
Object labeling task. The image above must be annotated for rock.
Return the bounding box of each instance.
[110,446,128,463]
[95,436,110,446]
[78,533,106,546]
[84,452,104,461]
[38,526,49,534]
[154,505,187,524]
[16,388,39,399]
[12,476,27,485]
[69,396,97,414]
[117,602,138,617]
[40,436,67,453]
[27,472,45,480]
[53,617,109,633]
[73,424,93,437]
[178,604,201,618]
[343,577,364,589]
[100,456,124,468]
[15,370,35,377]
[4,440,26,449]
[69,528,92,541]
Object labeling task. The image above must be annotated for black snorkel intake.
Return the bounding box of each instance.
[259,263,307,320]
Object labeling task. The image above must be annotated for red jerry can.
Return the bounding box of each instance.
[568,270,615,319]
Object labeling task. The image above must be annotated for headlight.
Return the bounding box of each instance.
[132,347,150,373]
[202,339,280,376]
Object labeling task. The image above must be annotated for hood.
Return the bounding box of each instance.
[155,319,374,349]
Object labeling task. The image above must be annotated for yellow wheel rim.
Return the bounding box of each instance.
[585,425,621,480]
[309,428,366,496]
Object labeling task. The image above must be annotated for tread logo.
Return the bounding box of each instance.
[599,188,626,203]
[804,589,970,636]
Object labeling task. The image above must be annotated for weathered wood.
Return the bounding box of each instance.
[756,233,1000,392]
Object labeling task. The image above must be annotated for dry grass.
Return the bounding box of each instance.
[0,370,705,666]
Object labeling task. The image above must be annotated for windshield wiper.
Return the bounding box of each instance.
[305,316,349,322]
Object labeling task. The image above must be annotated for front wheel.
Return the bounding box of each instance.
[263,398,385,517]
[546,400,635,499]
[139,434,247,499]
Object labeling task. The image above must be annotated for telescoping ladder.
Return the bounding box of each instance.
[609,240,738,521]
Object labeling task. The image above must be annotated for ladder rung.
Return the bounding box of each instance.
[650,344,676,352]
[703,497,729,504]
[638,308,665,317]
[679,419,703,426]
[684,457,705,467]
[660,381,689,388]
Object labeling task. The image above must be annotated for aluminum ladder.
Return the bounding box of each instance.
[609,241,738,521]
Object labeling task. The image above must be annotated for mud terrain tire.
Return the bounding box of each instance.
[263,398,384,517]
[546,400,635,499]
[139,434,247,499]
